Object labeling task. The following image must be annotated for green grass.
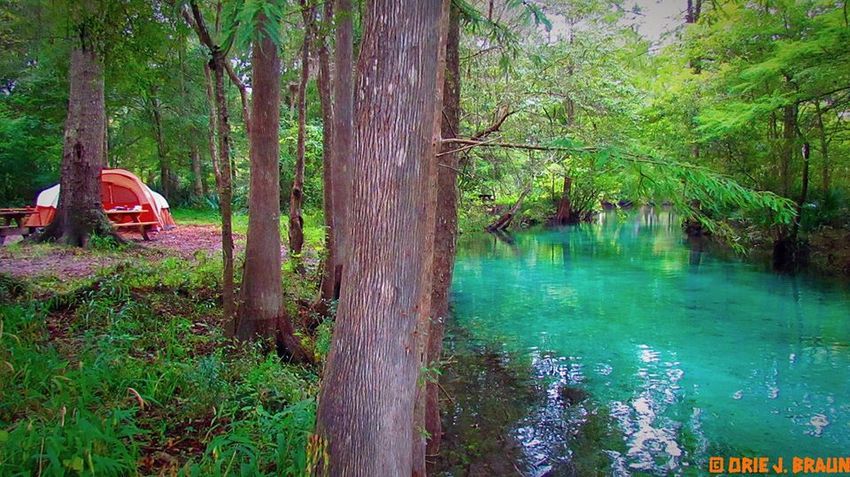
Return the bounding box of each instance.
[0,252,323,476]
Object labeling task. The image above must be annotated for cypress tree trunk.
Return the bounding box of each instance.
[330,0,354,300]
[203,63,221,187]
[314,1,446,473]
[150,95,172,199]
[211,52,236,334]
[237,16,310,361]
[316,0,337,305]
[425,2,461,460]
[191,143,205,197]
[555,176,573,225]
[815,101,830,192]
[185,0,235,332]
[39,46,114,246]
[780,103,796,197]
[289,4,311,269]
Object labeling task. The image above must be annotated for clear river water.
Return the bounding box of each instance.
[447,209,850,476]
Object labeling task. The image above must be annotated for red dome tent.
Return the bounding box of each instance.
[26,168,176,230]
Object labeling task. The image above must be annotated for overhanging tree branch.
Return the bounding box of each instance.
[470,105,517,140]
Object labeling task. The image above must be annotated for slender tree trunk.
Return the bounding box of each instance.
[103,110,109,168]
[212,52,236,335]
[555,176,573,225]
[236,16,311,361]
[203,63,221,188]
[185,2,235,333]
[39,46,114,246]
[150,96,172,199]
[330,0,354,300]
[181,43,205,198]
[424,3,461,461]
[791,142,810,241]
[191,143,204,197]
[289,3,311,270]
[316,0,337,305]
[780,103,796,197]
[815,101,830,192]
[314,1,446,474]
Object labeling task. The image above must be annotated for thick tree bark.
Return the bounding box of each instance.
[316,0,337,305]
[554,176,573,225]
[424,3,461,461]
[236,17,311,362]
[412,3,450,474]
[314,1,446,474]
[330,0,354,300]
[289,3,311,270]
[39,47,114,246]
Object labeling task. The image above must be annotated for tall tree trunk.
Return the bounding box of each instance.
[791,142,810,241]
[412,2,451,473]
[424,3,461,460]
[203,63,221,188]
[316,0,337,305]
[330,0,354,300]
[815,101,830,192]
[289,3,311,270]
[103,110,109,168]
[314,1,446,474]
[150,96,172,199]
[780,103,796,197]
[236,16,310,361]
[185,0,236,334]
[181,42,205,198]
[191,143,204,197]
[554,176,573,225]
[212,52,236,336]
[39,46,114,246]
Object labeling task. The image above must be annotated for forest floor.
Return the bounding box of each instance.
[0,208,323,280]
[0,208,330,476]
[0,225,234,279]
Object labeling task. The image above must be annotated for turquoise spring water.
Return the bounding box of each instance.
[451,210,850,475]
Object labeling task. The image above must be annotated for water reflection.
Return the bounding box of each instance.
[447,209,850,475]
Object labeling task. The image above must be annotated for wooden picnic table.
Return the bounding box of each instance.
[0,208,37,245]
[106,209,158,241]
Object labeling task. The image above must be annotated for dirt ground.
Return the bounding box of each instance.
[0,225,245,279]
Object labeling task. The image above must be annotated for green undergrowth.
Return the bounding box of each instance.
[0,254,324,476]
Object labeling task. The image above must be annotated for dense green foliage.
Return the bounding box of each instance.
[4,0,846,241]
[1,0,849,473]
[0,249,321,476]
